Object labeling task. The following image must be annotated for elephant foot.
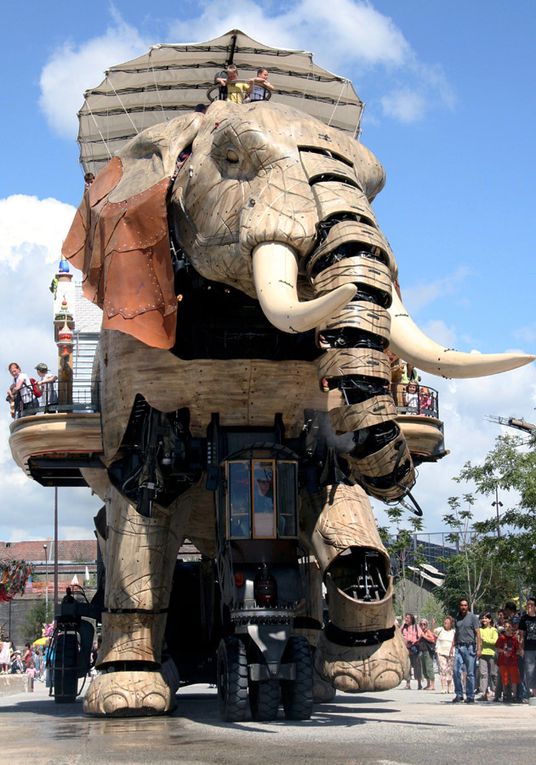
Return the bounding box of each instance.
[83,670,175,717]
[314,626,408,693]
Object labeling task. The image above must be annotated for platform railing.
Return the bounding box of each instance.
[12,382,100,419]
[391,383,440,419]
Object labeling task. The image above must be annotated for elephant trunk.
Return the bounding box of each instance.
[302,156,415,501]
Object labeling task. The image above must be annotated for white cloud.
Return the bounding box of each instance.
[402,267,471,313]
[39,12,148,138]
[514,322,536,345]
[380,88,427,123]
[420,319,457,348]
[39,2,453,139]
[167,0,452,122]
[170,0,411,70]
[0,195,75,266]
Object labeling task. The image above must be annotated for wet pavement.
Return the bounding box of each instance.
[1,681,535,765]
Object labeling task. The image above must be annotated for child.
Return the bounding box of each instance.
[496,620,521,702]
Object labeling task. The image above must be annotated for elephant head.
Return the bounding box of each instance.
[63,100,534,501]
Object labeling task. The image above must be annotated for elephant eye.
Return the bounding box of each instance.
[226,149,240,164]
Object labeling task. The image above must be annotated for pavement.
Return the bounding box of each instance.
[1,679,535,765]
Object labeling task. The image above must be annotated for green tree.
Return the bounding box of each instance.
[379,506,425,617]
[439,432,536,612]
[23,600,48,642]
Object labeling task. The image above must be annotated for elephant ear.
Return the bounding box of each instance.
[62,112,204,349]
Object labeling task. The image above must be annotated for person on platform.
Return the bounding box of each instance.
[248,68,274,101]
[216,65,249,104]
[6,362,33,416]
[34,362,58,406]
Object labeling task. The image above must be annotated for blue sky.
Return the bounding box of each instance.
[1,1,535,542]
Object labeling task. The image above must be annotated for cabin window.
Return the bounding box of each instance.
[226,457,298,540]
[252,460,276,538]
[277,461,297,537]
[228,461,251,538]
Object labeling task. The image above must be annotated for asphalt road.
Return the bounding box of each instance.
[1,681,534,765]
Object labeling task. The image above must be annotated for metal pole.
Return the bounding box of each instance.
[43,544,48,623]
[53,487,59,615]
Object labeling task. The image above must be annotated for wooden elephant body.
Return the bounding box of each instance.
[63,101,529,717]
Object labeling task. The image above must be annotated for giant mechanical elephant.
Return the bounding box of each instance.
[63,100,531,716]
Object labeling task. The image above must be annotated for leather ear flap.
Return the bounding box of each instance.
[62,112,204,349]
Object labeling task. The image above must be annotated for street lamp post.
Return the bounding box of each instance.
[43,544,49,623]
[491,485,503,539]
[53,486,59,615]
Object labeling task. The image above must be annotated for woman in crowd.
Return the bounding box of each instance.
[0,637,11,673]
[401,613,423,689]
[434,616,456,693]
[419,619,437,690]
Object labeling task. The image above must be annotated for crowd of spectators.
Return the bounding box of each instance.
[400,597,536,704]
[0,637,49,690]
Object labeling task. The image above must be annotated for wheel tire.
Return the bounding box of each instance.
[217,636,248,722]
[281,636,313,720]
[249,678,281,721]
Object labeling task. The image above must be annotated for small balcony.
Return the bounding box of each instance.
[8,383,104,487]
[392,383,447,463]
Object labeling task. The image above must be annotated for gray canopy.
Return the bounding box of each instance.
[78,29,364,174]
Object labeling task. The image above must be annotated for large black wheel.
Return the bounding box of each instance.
[249,678,281,721]
[217,636,248,722]
[281,636,313,720]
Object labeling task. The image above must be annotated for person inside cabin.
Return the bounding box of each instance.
[34,363,58,407]
[84,172,95,189]
[6,362,33,416]
[216,65,249,104]
[248,68,274,101]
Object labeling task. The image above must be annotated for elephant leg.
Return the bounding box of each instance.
[301,482,409,693]
[84,484,188,717]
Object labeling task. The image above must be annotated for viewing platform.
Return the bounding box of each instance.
[8,380,446,489]
[9,384,103,487]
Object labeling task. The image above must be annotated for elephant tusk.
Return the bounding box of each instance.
[388,290,535,378]
[252,243,356,334]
